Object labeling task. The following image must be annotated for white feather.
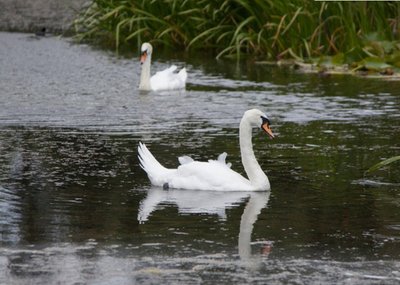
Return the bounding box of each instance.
[150,65,187,91]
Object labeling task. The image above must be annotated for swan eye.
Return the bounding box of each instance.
[261,116,271,126]
[261,116,274,139]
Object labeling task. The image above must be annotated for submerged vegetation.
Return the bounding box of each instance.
[74,0,400,74]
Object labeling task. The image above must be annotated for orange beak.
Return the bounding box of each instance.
[140,51,147,65]
[262,123,275,139]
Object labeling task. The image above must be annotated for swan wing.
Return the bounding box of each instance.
[150,65,187,91]
[177,67,187,82]
[216,152,232,168]
[178,155,194,165]
[137,143,244,190]
[207,152,232,168]
[154,65,177,76]
[168,160,252,191]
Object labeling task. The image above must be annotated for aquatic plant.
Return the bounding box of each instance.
[74,0,400,63]
[367,155,400,174]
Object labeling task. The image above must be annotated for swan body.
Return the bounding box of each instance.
[139,42,187,91]
[138,109,274,191]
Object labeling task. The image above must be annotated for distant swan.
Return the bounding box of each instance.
[138,109,275,191]
[138,42,187,91]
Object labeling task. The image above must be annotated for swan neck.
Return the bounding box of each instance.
[139,55,152,90]
[239,117,269,190]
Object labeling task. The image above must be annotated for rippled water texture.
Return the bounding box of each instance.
[0,32,400,284]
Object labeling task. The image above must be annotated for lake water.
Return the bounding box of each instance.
[0,32,400,284]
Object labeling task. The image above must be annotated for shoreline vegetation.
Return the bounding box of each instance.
[74,0,400,78]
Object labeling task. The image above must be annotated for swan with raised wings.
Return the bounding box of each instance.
[138,42,187,91]
[138,109,274,191]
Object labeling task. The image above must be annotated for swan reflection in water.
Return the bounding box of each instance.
[137,188,271,261]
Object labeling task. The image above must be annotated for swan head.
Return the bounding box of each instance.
[140,42,153,65]
[244,109,275,139]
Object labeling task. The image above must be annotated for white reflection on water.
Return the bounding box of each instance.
[138,189,253,222]
[0,186,21,244]
[238,192,270,262]
[138,188,270,262]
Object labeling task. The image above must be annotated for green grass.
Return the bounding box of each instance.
[74,0,400,62]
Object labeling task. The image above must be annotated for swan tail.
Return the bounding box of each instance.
[138,142,171,185]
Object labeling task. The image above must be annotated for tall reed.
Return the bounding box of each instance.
[74,0,400,60]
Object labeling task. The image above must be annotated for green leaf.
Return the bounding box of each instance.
[366,155,400,173]
[281,7,302,36]
[360,57,392,71]
[230,16,256,46]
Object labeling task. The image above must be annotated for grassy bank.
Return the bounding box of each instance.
[74,0,400,71]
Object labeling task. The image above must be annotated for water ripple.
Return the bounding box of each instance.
[0,32,399,133]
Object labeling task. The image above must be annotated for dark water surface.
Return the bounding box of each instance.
[0,32,400,284]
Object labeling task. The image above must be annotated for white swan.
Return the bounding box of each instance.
[138,42,187,91]
[138,109,274,191]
